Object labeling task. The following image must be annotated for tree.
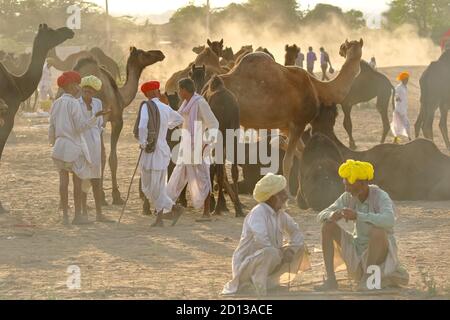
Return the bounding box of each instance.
[302,3,366,28]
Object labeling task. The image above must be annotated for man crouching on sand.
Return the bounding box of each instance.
[316,160,409,291]
[222,173,310,296]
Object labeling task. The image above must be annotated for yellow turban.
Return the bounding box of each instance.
[338,159,374,185]
[397,71,410,81]
[81,75,102,91]
[253,173,287,203]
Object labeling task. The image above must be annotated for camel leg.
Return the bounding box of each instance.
[438,105,450,151]
[414,108,424,139]
[342,104,356,150]
[100,134,108,206]
[213,163,228,215]
[231,163,244,217]
[376,96,390,144]
[283,123,305,198]
[109,119,125,205]
[422,105,437,141]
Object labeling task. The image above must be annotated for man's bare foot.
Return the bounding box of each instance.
[171,205,184,226]
[151,214,164,227]
[314,277,339,291]
[96,214,115,223]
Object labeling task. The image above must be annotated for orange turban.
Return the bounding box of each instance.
[57,71,81,88]
[141,81,160,94]
[397,72,410,81]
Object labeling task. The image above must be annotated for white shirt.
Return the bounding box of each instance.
[394,83,408,115]
[231,203,304,276]
[138,98,184,171]
[49,93,96,163]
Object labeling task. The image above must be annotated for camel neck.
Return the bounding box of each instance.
[14,38,47,101]
[119,63,144,107]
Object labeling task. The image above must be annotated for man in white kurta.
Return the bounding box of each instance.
[78,75,113,223]
[38,60,54,102]
[391,72,411,143]
[222,173,310,296]
[137,81,184,227]
[166,78,219,220]
[49,71,107,225]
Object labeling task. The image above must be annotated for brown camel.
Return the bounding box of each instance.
[234,45,254,65]
[256,47,275,61]
[0,24,74,214]
[284,44,299,66]
[72,47,165,204]
[47,47,121,81]
[165,39,225,96]
[340,60,395,149]
[415,49,450,151]
[300,132,450,211]
[217,39,363,197]
[192,45,206,54]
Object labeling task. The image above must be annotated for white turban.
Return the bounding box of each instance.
[81,75,102,91]
[253,173,287,203]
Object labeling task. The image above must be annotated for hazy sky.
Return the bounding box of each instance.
[90,0,391,16]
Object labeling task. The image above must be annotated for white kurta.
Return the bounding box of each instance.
[166,96,219,209]
[222,203,310,296]
[78,97,104,179]
[391,83,410,138]
[139,98,184,213]
[49,93,97,180]
[38,63,53,101]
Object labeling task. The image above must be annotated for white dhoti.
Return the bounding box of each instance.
[390,110,410,138]
[166,162,211,209]
[140,168,175,213]
[333,225,409,287]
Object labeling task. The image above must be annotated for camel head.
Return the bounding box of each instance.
[0,99,8,127]
[339,38,363,60]
[207,38,224,57]
[165,92,180,110]
[192,45,205,55]
[285,44,300,65]
[189,64,206,93]
[128,47,165,70]
[222,47,234,61]
[241,45,253,52]
[35,24,75,52]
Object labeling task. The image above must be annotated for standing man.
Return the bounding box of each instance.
[78,75,113,223]
[295,47,305,69]
[38,60,54,105]
[49,71,108,225]
[222,173,310,296]
[316,160,409,291]
[135,80,184,227]
[320,47,331,81]
[306,46,317,75]
[391,72,411,143]
[167,78,219,221]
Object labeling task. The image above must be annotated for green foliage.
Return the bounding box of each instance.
[302,3,366,29]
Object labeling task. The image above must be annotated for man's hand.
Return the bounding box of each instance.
[282,248,295,264]
[95,110,111,118]
[330,210,343,222]
[342,208,357,221]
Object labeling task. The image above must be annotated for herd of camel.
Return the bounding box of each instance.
[0,23,449,216]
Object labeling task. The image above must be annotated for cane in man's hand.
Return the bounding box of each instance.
[117,148,143,224]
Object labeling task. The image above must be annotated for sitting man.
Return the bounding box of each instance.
[222,173,310,296]
[316,159,409,291]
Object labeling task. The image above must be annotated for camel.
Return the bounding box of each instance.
[414,49,450,151]
[0,24,75,214]
[165,39,225,96]
[202,75,244,217]
[256,47,275,61]
[220,47,235,66]
[340,60,395,149]
[217,39,363,199]
[284,44,299,66]
[192,45,205,54]
[234,45,253,61]
[300,132,450,211]
[72,47,165,204]
[47,47,121,81]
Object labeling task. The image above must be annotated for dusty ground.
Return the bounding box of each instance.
[0,66,449,300]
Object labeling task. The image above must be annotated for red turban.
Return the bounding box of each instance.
[57,71,81,88]
[141,81,160,94]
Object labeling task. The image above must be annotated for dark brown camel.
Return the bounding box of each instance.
[340,60,395,149]
[72,47,165,204]
[0,24,74,214]
[284,44,299,66]
[415,49,450,151]
[203,75,244,217]
[217,39,363,201]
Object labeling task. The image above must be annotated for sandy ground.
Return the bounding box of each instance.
[0,65,449,300]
